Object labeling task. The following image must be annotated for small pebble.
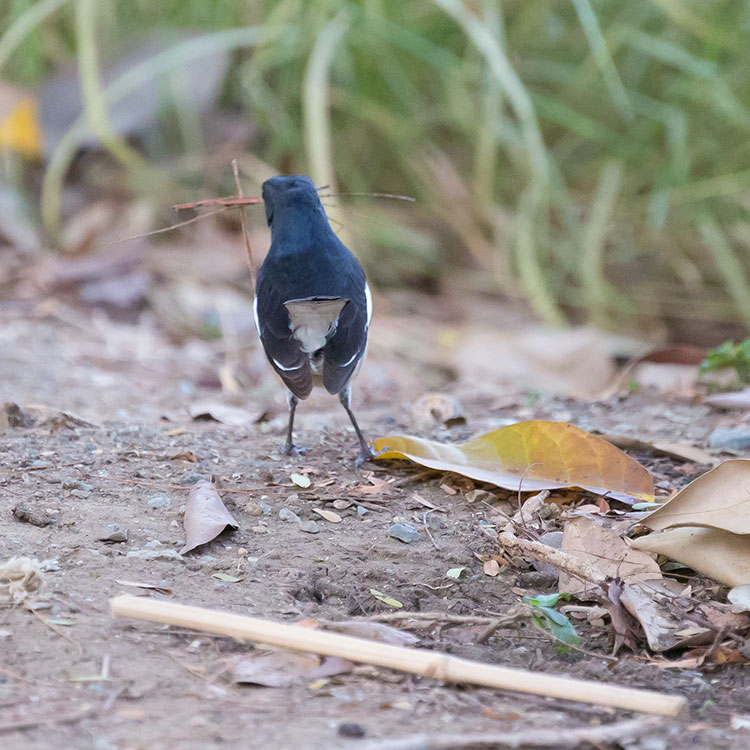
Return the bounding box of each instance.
[182,471,209,485]
[279,508,301,523]
[259,501,272,515]
[357,506,368,518]
[98,523,128,543]
[299,520,320,534]
[338,723,366,738]
[388,523,421,544]
[426,514,444,531]
[708,427,750,452]
[251,525,269,534]
[148,494,172,509]
[245,502,263,516]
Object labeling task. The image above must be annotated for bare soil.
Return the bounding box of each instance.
[1,303,749,750]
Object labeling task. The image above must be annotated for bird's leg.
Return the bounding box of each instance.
[283,392,303,456]
[338,386,385,467]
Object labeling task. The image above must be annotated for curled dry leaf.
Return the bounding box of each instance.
[376,421,653,503]
[411,392,466,430]
[643,459,750,533]
[180,480,238,554]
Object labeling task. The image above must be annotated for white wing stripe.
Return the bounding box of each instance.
[273,358,303,372]
[364,282,373,329]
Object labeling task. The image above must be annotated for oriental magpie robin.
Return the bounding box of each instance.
[254,175,376,464]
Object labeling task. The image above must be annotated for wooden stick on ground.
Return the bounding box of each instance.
[110,595,688,718]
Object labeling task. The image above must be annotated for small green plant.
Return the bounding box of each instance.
[700,339,750,385]
[522,592,581,650]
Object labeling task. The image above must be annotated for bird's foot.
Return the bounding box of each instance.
[354,443,390,469]
[283,442,307,458]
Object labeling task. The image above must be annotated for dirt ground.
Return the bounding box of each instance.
[2,299,750,750]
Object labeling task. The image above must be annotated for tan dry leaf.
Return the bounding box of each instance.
[231,651,352,687]
[312,508,342,523]
[483,559,501,577]
[632,527,750,587]
[558,517,662,598]
[643,459,750,533]
[180,480,238,554]
[188,401,256,426]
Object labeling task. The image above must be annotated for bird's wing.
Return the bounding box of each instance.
[321,283,369,395]
[254,284,312,399]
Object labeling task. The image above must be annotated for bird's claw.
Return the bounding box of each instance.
[354,443,390,469]
[283,442,307,458]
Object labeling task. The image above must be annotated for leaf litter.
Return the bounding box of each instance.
[180,480,239,554]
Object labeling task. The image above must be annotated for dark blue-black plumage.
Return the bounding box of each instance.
[254,175,374,461]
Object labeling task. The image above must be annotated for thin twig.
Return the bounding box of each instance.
[0,704,96,734]
[174,196,263,209]
[113,207,229,244]
[231,158,257,292]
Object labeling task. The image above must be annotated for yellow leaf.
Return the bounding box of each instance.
[374,421,653,502]
[0,86,42,158]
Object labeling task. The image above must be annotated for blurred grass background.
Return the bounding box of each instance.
[2,0,750,341]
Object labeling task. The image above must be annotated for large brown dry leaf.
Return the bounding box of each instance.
[558,517,662,598]
[374,421,653,502]
[632,527,750,588]
[643,459,750,533]
[180,480,238,554]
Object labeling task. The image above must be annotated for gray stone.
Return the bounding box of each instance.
[279,508,300,523]
[708,427,750,452]
[388,523,421,544]
[181,471,209,485]
[148,494,172,509]
[299,520,320,534]
[98,523,128,543]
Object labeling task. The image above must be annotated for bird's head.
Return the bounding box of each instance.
[261,175,323,227]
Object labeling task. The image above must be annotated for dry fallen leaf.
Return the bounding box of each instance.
[231,651,352,687]
[180,480,238,554]
[558,517,662,598]
[411,392,466,430]
[632,527,750,587]
[375,421,653,503]
[188,401,256,426]
[643,459,750,533]
[483,559,501,577]
[312,508,342,523]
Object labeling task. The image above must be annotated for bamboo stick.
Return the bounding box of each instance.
[110,595,688,718]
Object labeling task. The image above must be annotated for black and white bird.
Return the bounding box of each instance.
[253,175,376,464]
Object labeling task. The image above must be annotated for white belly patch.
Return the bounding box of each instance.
[284,297,348,354]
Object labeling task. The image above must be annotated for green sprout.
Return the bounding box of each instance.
[700,339,750,385]
[523,592,581,651]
